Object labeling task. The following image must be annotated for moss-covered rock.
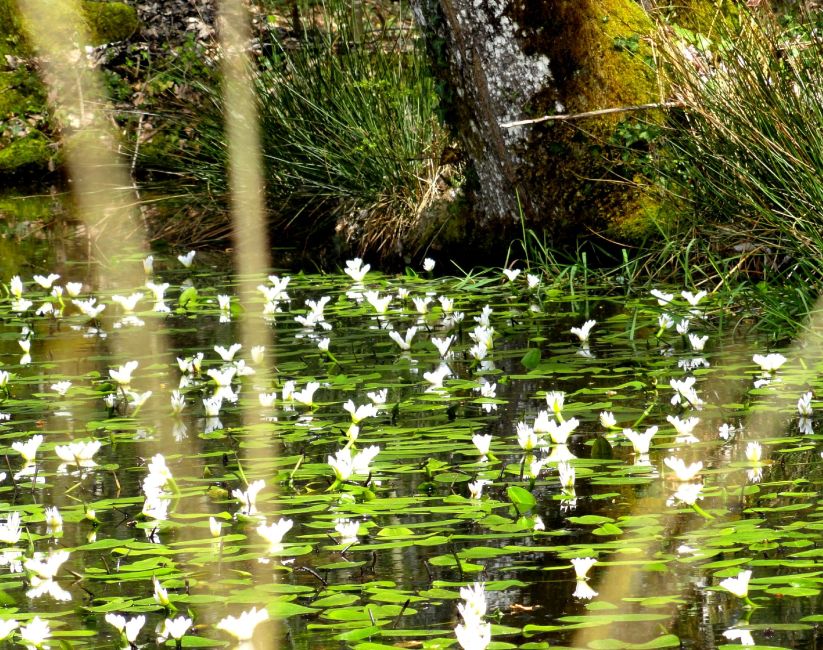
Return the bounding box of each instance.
[82,1,139,45]
[1,0,138,48]
[0,130,53,173]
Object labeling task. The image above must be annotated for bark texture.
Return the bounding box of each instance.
[411,0,660,247]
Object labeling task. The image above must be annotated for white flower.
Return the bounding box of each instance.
[257,518,293,550]
[0,619,17,640]
[153,576,170,606]
[33,274,60,289]
[0,371,10,388]
[344,258,370,282]
[723,628,757,646]
[624,426,658,454]
[557,461,575,489]
[663,456,703,481]
[430,336,453,358]
[207,367,236,387]
[109,360,138,386]
[459,583,487,621]
[570,557,597,580]
[55,440,101,467]
[671,482,704,506]
[19,616,50,648]
[468,480,490,499]
[479,381,496,398]
[367,389,388,405]
[217,294,231,312]
[389,327,417,351]
[546,418,579,444]
[423,365,450,388]
[676,319,690,335]
[752,353,787,373]
[658,313,674,330]
[44,507,62,531]
[573,579,599,600]
[142,255,154,274]
[570,320,596,343]
[667,415,701,444]
[160,616,192,641]
[681,290,707,307]
[688,334,708,351]
[745,441,762,464]
[719,570,752,598]
[469,343,488,361]
[12,435,43,463]
[423,258,436,272]
[723,628,755,646]
[472,434,492,456]
[18,339,31,353]
[10,276,23,298]
[64,282,82,298]
[545,391,565,415]
[413,296,432,314]
[72,297,105,318]
[343,400,378,424]
[112,292,143,313]
[328,447,355,481]
[516,422,540,451]
[209,516,222,538]
[170,390,186,415]
[718,423,735,440]
[293,381,320,406]
[651,289,673,305]
[438,295,454,313]
[250,345,265,364]
[232,480,265,516]
[177,251,196,267]
[0,512,21,544]
[203,395,223,417]
[216,607,269,641]
[258,392,277,407]
[281,380,295,401]
[335,519,360,544]
[106,613,145,643]
[127,390,152,409]
[364,291,392,314]
[798,391,813,416]
[599,411,617,429]
[317,337,330,352]
[502,268,521,282]
[455,620,491,650]
[670,376,703,408]
[527,273,540,289]
[469,325,494,349]
[214,343,242,361]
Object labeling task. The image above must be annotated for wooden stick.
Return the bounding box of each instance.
[500,101,685,128]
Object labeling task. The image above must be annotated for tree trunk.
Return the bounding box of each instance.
[411,0,661,248]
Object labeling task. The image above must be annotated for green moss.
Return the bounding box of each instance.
[82,2,138,45]
[0,0,137,51]
[666,0,739,34]
[512,0,664,242]
[0,130,52,174]
[0,68,47,116]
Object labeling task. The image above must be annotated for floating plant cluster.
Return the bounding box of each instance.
[0,256,819,648]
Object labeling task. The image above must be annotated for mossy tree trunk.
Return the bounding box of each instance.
[411,0,661,246]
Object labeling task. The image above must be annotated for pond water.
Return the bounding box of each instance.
[0,203,821,649]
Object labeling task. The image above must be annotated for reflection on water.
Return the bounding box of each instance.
[0,204,820,648]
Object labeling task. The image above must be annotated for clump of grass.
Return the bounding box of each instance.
[657,9,823,286]
[154,0,448,258]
